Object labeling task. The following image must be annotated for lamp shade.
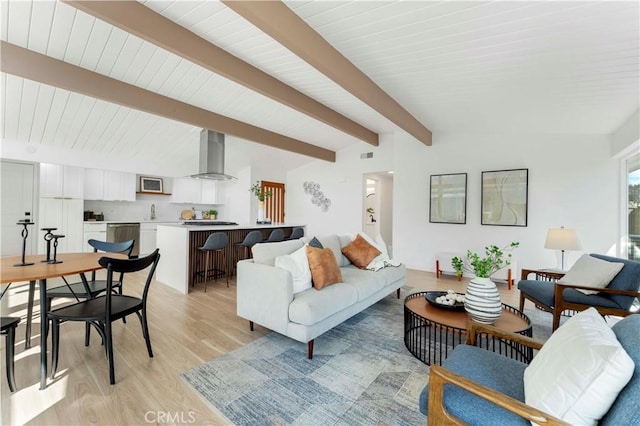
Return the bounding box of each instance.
[544,228,581,251]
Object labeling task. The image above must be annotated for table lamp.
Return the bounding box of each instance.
[544,226,581,270]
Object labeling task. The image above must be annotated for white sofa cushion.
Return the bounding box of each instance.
[274,245,312,294]
[252,239,304,266]
[557,254,624,295]
[289,283,358,326]
[523,307,634,425]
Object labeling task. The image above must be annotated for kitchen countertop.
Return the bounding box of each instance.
[158,223,304,231]
[83,220,183,224]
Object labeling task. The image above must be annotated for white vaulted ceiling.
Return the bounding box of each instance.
[1,1,639,176]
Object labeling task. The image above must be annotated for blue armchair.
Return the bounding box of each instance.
[518,254,640,330]
[419,314,639,425]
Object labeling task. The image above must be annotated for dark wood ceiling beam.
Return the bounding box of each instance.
[0,41,335,162]
[223,0,432,146]
[62,0,378,147]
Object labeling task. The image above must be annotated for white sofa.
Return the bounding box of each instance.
[236,234,406,358]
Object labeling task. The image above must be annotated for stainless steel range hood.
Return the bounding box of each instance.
[190,129,237,180]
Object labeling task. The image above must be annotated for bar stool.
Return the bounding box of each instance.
[265,229,285,243]
[1,317,20,392]
[195,233,229,292]
[233,230,263,276]
[287,227,304,240]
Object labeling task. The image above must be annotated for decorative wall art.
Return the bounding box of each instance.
[140,176,163,193]
[481,168,528,226]
[303,181,331,212]
[429,173,467,224]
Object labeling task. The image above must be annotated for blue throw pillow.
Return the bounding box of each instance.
[309,237,323,249]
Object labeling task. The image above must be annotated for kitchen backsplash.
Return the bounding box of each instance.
[84,198,225,222]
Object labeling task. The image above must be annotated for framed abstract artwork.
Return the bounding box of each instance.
[481,168,528,226]
[429,173,467,224]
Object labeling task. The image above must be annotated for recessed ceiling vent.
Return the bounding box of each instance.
[190,129,237,180]
[360,152,373,159]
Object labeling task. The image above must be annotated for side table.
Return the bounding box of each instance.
[404,292,532,366]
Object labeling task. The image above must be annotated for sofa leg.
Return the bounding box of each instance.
[249,321,254,331]
[396,288,400,299]
[307,340,314,359]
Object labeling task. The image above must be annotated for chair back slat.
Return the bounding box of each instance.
[99,249,161,315]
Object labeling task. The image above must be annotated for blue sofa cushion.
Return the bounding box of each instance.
[419,345,529,425]
[518,280,623,309]
[590,254,640,309]
[601,314,640,426]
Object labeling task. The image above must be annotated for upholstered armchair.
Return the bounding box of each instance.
[518,254,640,330]
[420,312,639,425]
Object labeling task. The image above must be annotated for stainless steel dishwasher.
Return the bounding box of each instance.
[106,223,140,257]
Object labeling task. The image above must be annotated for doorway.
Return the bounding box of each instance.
[1,160,36,256]
[363,172,394,256]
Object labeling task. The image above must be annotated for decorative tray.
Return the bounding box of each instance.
[425,291,466,311]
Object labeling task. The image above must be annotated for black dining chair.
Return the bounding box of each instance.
[265,229,285,243]
[195,233,229,291]
[1,317,20,392]
[48,249,160,385]
[45,239,135,345]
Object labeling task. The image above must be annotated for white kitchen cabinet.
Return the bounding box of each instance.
[201,180,216,204]
[104,171,136,201]
[139,223,157,255]
[83,222,107,252]
[84,168,105,200]
[38,198,84,254]
[170,179,225,204]
[171,178,202,204]
[39,163,84,199]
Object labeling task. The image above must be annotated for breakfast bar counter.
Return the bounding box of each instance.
[156,223,304,294]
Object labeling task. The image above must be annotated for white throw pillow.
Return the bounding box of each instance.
[523,308,634,425]
[274,245,312,294]
[558,254,624,295]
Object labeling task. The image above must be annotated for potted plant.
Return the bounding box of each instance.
[249,181,272,222]
[451,242,519,278]
[209,209,217,220]
[451,242,519,324]
[249,181,272,202]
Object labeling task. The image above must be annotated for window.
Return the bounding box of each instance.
[627,153,640,260]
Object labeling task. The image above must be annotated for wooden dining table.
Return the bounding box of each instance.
[0,252,126,390]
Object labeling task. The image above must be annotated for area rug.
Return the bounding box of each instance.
[181,289,558,426]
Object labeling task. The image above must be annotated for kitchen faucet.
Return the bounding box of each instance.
[150,204,156,220]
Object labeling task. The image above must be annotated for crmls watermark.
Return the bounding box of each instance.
[144,411,196,424]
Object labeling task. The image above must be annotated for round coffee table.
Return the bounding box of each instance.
[404,291,532,366]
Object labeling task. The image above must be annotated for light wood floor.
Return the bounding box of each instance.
[0,269,522,425]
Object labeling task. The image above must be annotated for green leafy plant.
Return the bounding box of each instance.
[249,181,272,202]
[452,242,519,278]
[209,209,217,217]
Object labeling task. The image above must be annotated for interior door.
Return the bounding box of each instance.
[1,161,36,256]
[262,181,285,223]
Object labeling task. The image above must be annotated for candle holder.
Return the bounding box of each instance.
[41,227,58,263]
[48,234,65,264]
[14,220,35,267]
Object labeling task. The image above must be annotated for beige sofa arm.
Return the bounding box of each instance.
[236,260,294,335]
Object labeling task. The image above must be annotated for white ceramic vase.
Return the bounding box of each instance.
[464,277,502,324]
[257,200,265,222]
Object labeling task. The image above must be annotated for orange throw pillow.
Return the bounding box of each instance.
[306,245,343,290]
[341,234,381,269]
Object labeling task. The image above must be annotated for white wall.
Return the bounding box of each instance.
[286,135,396,236]
[612,109,640,156]
[288,131,620,274]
